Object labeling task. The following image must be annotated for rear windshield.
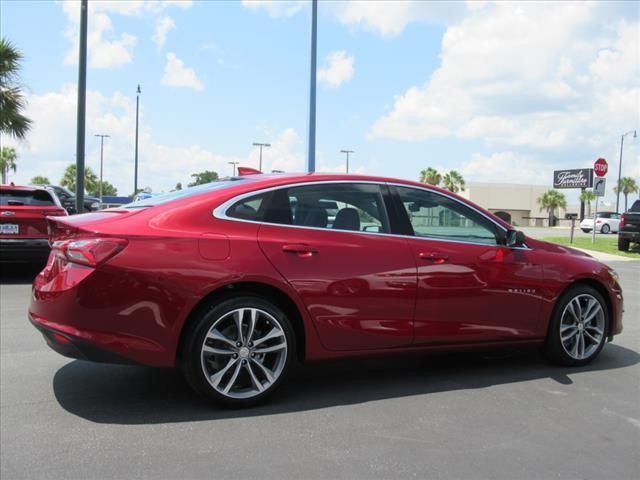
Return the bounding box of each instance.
[630,200,640,212]
[123,179,246,208]
[0,189,55,206]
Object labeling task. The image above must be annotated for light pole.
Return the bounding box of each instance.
[616,129,637,213]
[252,142,271,171]
[307,0,318,173]
[95,134,110,208]
[134,84,141,195]
[228,161,239,176]
[340,149,354,173]
[74,0,88,214]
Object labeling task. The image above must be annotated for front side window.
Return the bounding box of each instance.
[395,186,499,245]
[248,183,390,233]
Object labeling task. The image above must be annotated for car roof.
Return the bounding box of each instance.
[1,184,52,193]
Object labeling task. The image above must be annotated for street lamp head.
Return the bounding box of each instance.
[634,130,637,139]
[137,85,141,94]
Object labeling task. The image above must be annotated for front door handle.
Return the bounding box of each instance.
[282,244,318,257]
[419,252,449,262]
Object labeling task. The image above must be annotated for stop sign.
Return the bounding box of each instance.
[594,158,608,177]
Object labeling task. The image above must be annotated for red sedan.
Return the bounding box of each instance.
[1,184,67,263]
[29,173,623,406]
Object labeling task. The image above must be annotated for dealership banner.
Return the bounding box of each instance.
[553,168,593,189]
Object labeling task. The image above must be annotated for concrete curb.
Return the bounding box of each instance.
[572,247,640,262]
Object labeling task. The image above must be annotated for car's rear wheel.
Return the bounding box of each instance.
[581,228,591,233]
[544,285,608,366]
[181,296,294,407]
[618,238,630,251]
[600,223,610,234]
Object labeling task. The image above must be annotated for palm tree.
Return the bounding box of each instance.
[0,38,32,140]
[579,189,596,217]
[442,170,466,193]
[537,189,567,226]
[30,175,51,185]
[419,167,441,186]
[0,146,17,183]
[60,163,99,194]
[614,177,639,212]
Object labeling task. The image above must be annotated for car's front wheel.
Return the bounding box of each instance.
[600,223,610,234]
[544,285,608,366]
[181,296,295,407]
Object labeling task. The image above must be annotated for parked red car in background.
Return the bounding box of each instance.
[1,184,67,263]
[28,173,623,406]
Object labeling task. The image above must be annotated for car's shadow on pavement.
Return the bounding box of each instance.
[0,262,44,285]
[53,343,639,424]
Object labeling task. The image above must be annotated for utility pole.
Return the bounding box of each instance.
[228,161,239,177]
[134,85,141,195]
[75,0,88,214]
[252,142,271,171]
[340,149,354,173]
[95,134,110,208]
[616,130,637,212]
[307,0,318,173]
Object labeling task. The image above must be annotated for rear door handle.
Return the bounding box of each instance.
[282,244,318,256]
[419,252,449,262]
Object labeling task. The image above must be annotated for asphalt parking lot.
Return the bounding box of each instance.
[1,261,638,480]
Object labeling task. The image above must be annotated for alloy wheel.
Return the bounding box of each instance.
[559,294,605,360]
[200,307,288,399]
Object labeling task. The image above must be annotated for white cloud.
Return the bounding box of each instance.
[335,0,467,37]
[369,2,640,158]
[4,85,302,194]
[152,15,176,49]
[62,0,192,69]
[317,51,355,88]
[241,0,306,18]
[459,151,552,185]
[161,53,204,91]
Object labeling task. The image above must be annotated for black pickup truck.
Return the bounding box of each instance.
[618,199,640,251]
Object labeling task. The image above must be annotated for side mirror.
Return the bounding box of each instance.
[505,230,526,247]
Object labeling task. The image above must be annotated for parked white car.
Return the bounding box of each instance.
[580,212,622,234]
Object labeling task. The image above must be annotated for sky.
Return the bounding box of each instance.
[1,0,639,206]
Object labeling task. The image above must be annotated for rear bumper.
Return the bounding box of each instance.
[619,230,640,241]
[29,314,137,364]
[0,238,50,262]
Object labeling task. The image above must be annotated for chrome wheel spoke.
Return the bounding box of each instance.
[254,341,287,354]
[561,327,578,342]
[246,308,258,343]
[583,329,599,344]
[585,325,603,336]
[245,362,264,393]
[253,327,284,347]
[251,358,275,383]
[202,344,235,355]
[222,360,243,394]
[209,358,237,388]
[207,329,236,348]
[583,304,602,324]
[234,309,245,344]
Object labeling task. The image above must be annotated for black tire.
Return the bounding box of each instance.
[600,223,610,234]
[181,296,295,407]
[581,229,591,233]
[544,285,608,366]
[618,238,630,251]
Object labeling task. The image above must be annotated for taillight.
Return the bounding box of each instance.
[620,215,626,229]
[51,238,128,267]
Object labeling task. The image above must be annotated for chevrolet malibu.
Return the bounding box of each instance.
[29,173,623,406]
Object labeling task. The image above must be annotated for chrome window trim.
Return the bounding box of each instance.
[212,180,531,250]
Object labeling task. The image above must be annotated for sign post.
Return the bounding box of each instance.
[591,159,608,244]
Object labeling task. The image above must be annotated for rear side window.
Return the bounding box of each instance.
[226,193,268,221]
[248,183,390,233]
[0,189,55,206]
